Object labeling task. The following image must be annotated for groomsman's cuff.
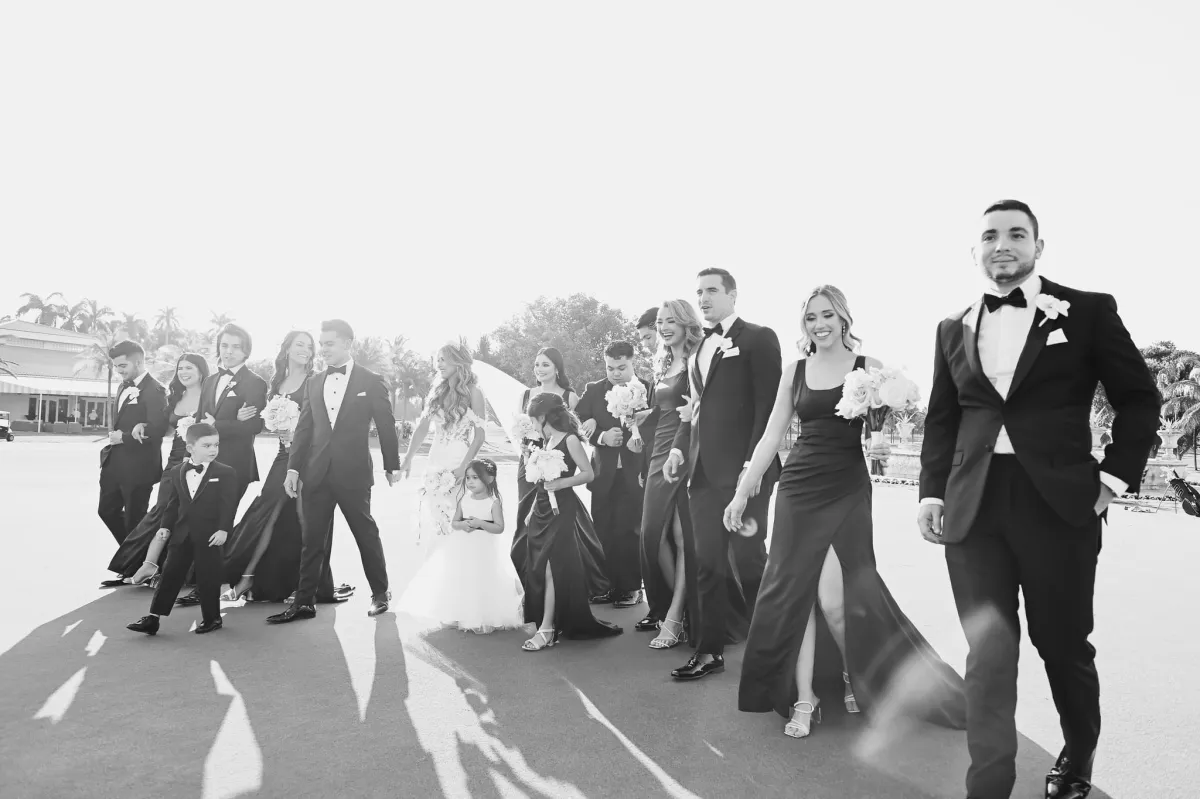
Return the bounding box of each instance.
[920,497,944,507]
[743,461,751,468]
[286,469,299,477]
[1099,471,1128,496]
[670,448,683,461]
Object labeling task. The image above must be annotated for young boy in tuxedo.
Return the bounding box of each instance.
[127,423,238,636]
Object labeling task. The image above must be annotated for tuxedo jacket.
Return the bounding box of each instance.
[198,367,269,484]
[287,364,401,490]
[672,317,782,491]
[919,277,1161,540]
[100,373,169,487]
[159,460,239,547]
[575,376,653,496]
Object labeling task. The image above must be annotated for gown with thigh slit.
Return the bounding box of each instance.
[737,357,966,728]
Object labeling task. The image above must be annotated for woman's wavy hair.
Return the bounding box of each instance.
[534,347,571,393]
[167,352,210,410]
[270,330,316,397]
[526,391,581,437]
[465,458,503,505]
[655,299,704,378]
[427,342,478,427]
[796,284,864,356]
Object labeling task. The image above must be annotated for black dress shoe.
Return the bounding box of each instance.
[127,615,160,635]
[194,619,223,634]
[367,593,391,617]
[266,605,316,624]
[613,590,643,608]
[634,615,660,632]
[100,578,130,588]
[672,653,724,681]
[175,590,201,606]
[1046,753,1092,798]
[589,591,615,605]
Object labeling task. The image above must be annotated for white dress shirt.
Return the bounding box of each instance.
[185,461,207,498]
[215,364,245,403]
[118,371,149,410]
[696,313,739,386]
[324,360,354,428]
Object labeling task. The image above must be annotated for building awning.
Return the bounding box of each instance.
[0,374,117,398]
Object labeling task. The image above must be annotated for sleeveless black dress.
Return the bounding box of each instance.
[738,358,966,727]
[515,386,569,503]
[510,435,621,639]
[106,410,190,578]
[222,387,338,601]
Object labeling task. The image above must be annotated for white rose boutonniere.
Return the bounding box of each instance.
[123,386,141,405]
[715,336,735,353]
[1034,293,1071,327]
[226,382,238,395]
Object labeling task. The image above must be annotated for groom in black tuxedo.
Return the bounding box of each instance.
[98,340,169,544]
[918,200,1161,799]
[268,318,401,623]
[198,322,269,502]
[665,268,781,681]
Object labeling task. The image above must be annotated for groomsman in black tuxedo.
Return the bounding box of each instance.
[198,322,268,502]
[576,341,653,608]
[918,200,1161,799]
[665,268,781,682]
[97,340,169,544]
[268,318,401,623]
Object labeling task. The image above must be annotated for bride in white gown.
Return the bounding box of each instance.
[398,343,526,633]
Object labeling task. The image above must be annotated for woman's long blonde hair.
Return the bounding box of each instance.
[427,342,478,426]
[656,299,704,378]
[796,285,863,356]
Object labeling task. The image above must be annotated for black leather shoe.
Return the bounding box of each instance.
[175,590,201,607]
[100,578,130,588]
[1046,753,1092,798]
[589,591,615,605]
[634,615,660,632]
[194,619,223,634]
[613,590,643,608]
[266,605,316,624]
[672,654,724,681]
[367,593,391,617]
[127,615,160,635]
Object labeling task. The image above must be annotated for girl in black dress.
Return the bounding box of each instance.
[511,392,620,651]
[221,331,350,603]
[725,285,965,739]
[515,347,579,502]
[103,352,212,586]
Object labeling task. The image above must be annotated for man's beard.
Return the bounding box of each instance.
[985,257,1035,286]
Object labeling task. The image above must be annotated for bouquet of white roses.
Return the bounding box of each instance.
[263,395,302,434]
[605,381,649,444]
[174,414,196,441]
[419,468,461,538]
[835,365,921,445]
[511,412,543,449]
[525,447,568,517]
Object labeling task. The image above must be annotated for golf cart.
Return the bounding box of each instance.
[0,411,12,441]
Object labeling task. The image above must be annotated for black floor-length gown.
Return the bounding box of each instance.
[640,371,750,645]
[511,435,622,639]
[738,357,966,727]
[106,411,189,578]
[222,387,337,602]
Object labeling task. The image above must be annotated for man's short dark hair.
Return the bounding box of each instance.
[215,322,253,357]
[185,422,218,444]
[636,307,659,329]
[697,267,736,292]
[108,339,145,360]
[983,199,1039,240]
[604,341,635,360]
[321,319,355,341]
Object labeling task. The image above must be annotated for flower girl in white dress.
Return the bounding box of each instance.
[398,458,526,633]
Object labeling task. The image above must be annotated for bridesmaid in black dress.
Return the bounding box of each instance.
[221,331,350,603]
[726,285,965,739]
[512,392,621,651]
[102,352,211,586]
[515,347,579,503]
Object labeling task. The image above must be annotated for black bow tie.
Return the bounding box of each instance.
[185,462,205,474]
[703,323,724,338]
[983,288,1027,313]
[327,365,347,375]
[121,379,136,389]
[218,367,234,378]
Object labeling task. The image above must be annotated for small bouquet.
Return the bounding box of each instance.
[174,414,196,441]
[605,381,649,445]
[511,412,544,452]
[835,365,922,450]
[526,447,568,517]
[263,395,302,434]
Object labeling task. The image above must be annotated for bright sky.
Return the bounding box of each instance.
[2,2,1197,395]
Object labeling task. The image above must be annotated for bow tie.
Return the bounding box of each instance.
[218,367,235,378]
[121,379,136,389]
[703,323,724,338]
[327,365,347,376]
[185,462,205,474]
[983,288,1027,313]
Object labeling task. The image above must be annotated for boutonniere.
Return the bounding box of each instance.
[1034,293,1071,327]
[124,386,141,404]
[715,336,735,353]
[226,382,238,393]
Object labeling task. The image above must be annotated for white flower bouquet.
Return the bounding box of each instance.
[835,365,922,449]
[525,447,568,517]
[605,381,649,444]
[419,468,460,536]
[263,395,302,434]
[511,412,544,450]
[174,414,196,440]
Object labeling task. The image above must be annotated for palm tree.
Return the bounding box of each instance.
[350,336,392,377]
[390,340,435,422]
[16,292,67,326]
[75,299,114,334]
[75,327,126,418]
[117,312,151,348]
[208,312,234,338]
[154,306,183,349]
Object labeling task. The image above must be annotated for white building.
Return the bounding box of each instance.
[0,320,117,432]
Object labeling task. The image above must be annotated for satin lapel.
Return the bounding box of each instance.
[704,317,744,389]
[691,353,704,396]
[960,301,1004,403]
[214,371,240,413]
[1007,307,1051,400]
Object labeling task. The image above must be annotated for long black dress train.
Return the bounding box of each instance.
[738,357,966,727]
[106,410,189,578]
[222,387,338,602]
[639,371,750,645]
[511,435,622,639]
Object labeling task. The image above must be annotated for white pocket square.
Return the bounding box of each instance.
[208,478,219,482]
[1047,329,1068,346]
[722,347,740,358]
[356,391,367,397]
